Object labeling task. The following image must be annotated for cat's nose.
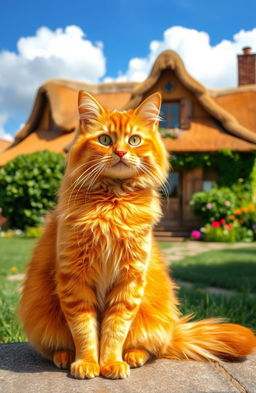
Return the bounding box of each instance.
[114,150,127,158]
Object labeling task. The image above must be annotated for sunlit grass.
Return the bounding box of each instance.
[0,238,255,342]
[170,247,256,292]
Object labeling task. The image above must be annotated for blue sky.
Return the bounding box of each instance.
[1,0,256,139]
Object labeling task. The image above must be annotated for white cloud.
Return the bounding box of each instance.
[0,25,106,136]
[2,25,256,140]
[0,114,14,142]
[105,26,256,89]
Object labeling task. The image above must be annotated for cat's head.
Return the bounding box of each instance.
[67,91,169,191]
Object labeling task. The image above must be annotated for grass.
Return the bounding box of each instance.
[0,238,36,343]
[178,288,256,330]
[0,238,255,343]
[170,247,256,293]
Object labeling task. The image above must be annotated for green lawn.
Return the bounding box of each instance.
[170,248,256,293]
[0,238,37,343]
[178,288,256,330]
[0,238,255,343]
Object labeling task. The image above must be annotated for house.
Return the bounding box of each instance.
[1,49,256,234]
[0,139,11,153]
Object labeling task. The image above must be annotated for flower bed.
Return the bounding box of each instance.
[191,203,256,242]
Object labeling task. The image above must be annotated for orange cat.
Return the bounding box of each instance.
[19,91,256,379]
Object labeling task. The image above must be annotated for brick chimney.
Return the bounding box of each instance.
[238,47,256,85]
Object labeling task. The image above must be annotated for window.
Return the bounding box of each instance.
[165,172,180,197]
[203,170,218,191]
[203,181,214,191]
[160,103,180,129]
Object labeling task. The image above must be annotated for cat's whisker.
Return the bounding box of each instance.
[141,162,169,198]
[86,163,106,192]
[68,157,105,178]
[72,164,104,204]
[67,156,110,204]
[66,159,104,194]
[82,165,106,205]
[76,159,107,200]
[140,164,169,200]
[67,162,103,207]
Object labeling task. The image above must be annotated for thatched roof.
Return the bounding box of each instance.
[124,50,256,144]
[0,139,11,153]
[13,79,136,145]
[1,50,256,166]
[212,88,256,133]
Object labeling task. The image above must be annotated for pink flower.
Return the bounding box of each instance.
[211,221,221,228]
[224,201,231,206]
[191,230,201,240]
[206,203,212,209]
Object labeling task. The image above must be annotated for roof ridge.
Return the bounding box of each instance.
[123,50,256,144]
[42,79,138,94]
[209,85,256,97]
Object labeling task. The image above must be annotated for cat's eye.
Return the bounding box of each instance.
[98,134,112,146]
[128,135,141,146]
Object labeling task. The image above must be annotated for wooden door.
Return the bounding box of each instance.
[182,167,203,226]
[159,171,182,228]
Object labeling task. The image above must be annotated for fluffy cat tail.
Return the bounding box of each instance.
[163,317,256,361]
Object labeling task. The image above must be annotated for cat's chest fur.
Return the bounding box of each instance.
[67,194,156,310]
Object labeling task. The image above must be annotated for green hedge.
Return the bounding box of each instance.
[0,151,65,229]
[171,150,256,188]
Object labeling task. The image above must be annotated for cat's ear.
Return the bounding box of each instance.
[134,92,162,128]
[78,91,105,130]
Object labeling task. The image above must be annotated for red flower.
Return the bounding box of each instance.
[211,221,221,228]
[0,216,7,225]
[220,219,226,225]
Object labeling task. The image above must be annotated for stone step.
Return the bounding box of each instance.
[154,230,190,236]
[154,227,192,239]
[1,343,256,393]
[156,236,185,242]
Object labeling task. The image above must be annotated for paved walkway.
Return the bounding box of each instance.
[161,241,256,262]
[160,241,256,297]
[0,343,255,393]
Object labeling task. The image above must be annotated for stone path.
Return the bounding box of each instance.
[174,279,238,296]
[159,241,256,296]
[0,343,255,393]
[161,241,256,262]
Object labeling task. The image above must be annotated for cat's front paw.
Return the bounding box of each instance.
[53,350,75,369]
[70,360,100,379]
[101,361,130,379]
[124,349,150,368]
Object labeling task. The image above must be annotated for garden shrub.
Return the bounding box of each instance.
[190,188,236,225]
[190,203,256,242]
[203,221,254,243]
[0,151,65,229]
[23,226,43,238]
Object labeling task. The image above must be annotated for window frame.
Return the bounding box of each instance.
[160,101,181,129]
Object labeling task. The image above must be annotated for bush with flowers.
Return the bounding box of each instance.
[0,226,43,238]
[190,203,256,242]
[190,188,236,225]
[0,208,8,232]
